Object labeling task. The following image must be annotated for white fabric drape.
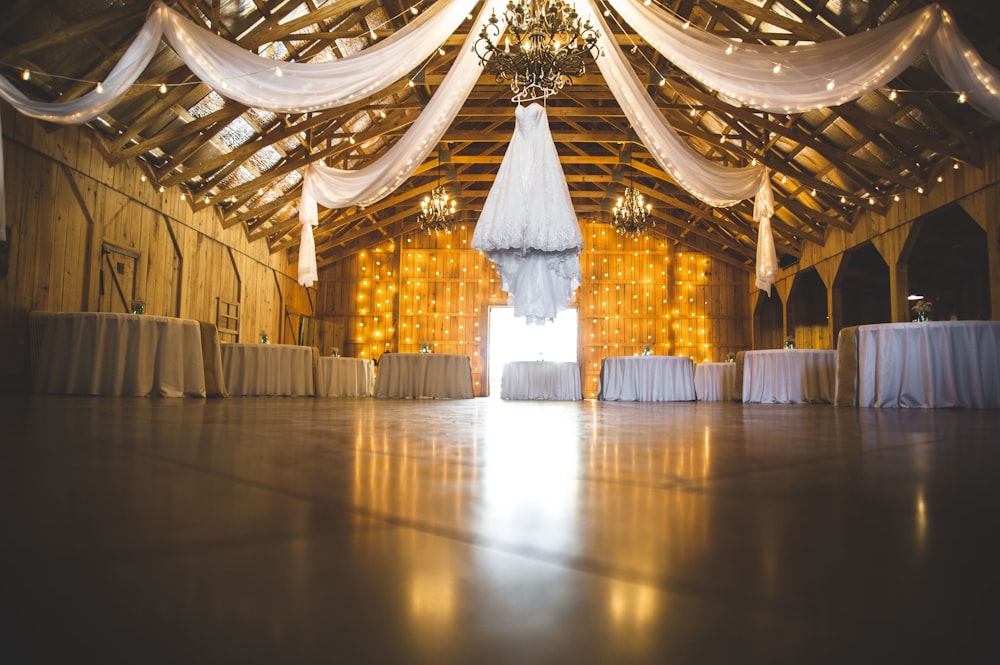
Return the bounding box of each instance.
[297,220,318,287]
[0,0,485,246]
[296,0,506,288]
[2,0,998,286]
[584,0,778,291]
[605,0,1000,120]
[161,0,479,113]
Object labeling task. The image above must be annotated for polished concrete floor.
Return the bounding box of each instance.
[1,395,998,664]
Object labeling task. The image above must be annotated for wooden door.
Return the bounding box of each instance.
[100,243,139,313]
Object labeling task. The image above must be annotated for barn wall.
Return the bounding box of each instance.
[0,107,308,393]
[317,222,752,398]
[754,134,1000,345]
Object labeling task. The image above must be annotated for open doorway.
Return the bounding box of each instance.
[487,306,578,396]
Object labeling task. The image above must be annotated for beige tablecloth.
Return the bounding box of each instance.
[221,343,317,396]
[30,311,207,397]
[501,361,582,400]
[839,321,1000,408]
[694,362,738,401]
[373,353,474,399]
[598,356,696,401]
[316,357,374,397]
[741,349,837,404]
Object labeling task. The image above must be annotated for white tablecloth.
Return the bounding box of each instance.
[221,343,316,396]
[373,353,474,399]
[742,349,837,404]
[694,362,738,401]
[850,321,1000,408]
[598,356,696,402]
[501,361,582,400]
[316,357,374,397]
[30,311,207,397]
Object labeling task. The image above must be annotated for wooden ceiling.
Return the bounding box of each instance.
[2,0,998,272]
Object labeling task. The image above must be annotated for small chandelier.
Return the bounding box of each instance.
[474,0,601,102]
[612,186,653,238]
[418,156,456,234]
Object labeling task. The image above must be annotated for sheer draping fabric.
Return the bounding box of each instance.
[472,103,583,324]
[297,220,319,287]
[158,0,479,113]
[296,0,504,285]
[0,0,496,245]
[583,0,777,292]
[604,0,998,116]
[3,0,998,286]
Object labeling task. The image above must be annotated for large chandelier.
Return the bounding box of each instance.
[418,156,457,234]
[612,186,653,238]
[474,0,601,102]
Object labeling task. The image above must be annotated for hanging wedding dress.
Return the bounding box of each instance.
[472,103,583,325]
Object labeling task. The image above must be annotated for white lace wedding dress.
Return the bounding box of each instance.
[472,103,583,325]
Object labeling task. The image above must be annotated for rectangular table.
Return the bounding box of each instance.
[694,362,738,401]
[221,343,317,396]
[598,356,696,402]
[30,311,208,397]
[316,357,374,397]
[741,349,837,404]
[501,361,582,400]
[837,321,1000,408]
[373,353,474,399]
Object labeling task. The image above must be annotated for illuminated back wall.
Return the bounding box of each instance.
[317,223,751,398]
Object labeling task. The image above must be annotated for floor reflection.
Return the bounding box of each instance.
[478,403,582,551]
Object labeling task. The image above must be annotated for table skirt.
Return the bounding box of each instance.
[694,362,738,401]
[741,349,837,404]
[844,321,1000,408]
[598,356,696,402]
[374,353,474,399]
[30,311,207,397]
[316,357,374,397]
[501,361,582,400]
[221,343,317,396]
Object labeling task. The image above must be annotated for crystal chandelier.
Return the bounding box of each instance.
[474,0,601,102]
[418,156,456,234]
[612,186,653,238]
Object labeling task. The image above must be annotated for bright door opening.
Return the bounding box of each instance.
[487,306,578,397]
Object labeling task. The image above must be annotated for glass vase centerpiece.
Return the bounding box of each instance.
[259,331,270,344]
[131,298,145,315]
[784,336,795,349]
[911,299,932,322]
[641,344,653,356]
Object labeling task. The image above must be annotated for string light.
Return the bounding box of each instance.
[21,69,30,81]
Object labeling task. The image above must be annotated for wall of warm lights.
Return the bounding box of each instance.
[317,223,751,398]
